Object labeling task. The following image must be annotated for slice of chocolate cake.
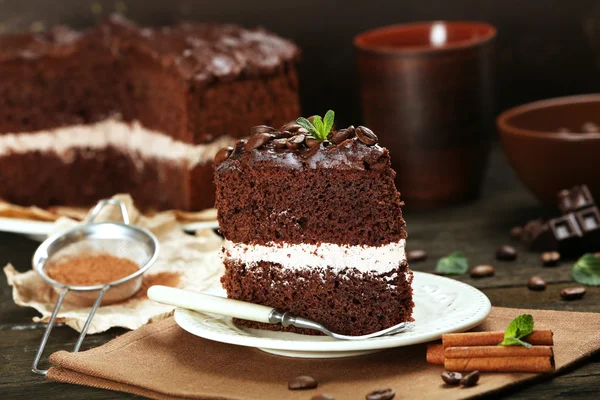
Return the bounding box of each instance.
[215,111,413,336]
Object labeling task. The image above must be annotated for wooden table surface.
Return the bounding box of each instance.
[1,146,599,399]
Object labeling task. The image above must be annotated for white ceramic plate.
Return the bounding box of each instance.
[0,216,218,242]
[174,271,491,358]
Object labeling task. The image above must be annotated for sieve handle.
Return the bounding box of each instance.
[148,286,275,324]
[85,198,130,225]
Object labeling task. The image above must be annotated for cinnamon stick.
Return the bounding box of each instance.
[442,330,553,348]
[426,343,444,365]
[444,346,553,359]
[445,356,555,373]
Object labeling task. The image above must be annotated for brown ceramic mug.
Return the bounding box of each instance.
[355,22,496,209]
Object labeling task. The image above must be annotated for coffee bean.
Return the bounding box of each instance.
[441,371,462,386]
[281,122,303,133]
[250,125,276,135]
[275,130,292,139]
[561,286,586,300]
[307,115,318,123]
[297,127,309,135]
[406,249,427,262]
[287,134,305,149]
[460,370,480,387]
[527,276,547,291]
[582,122,600,133]
[273,138,288,149]
[214,146,233,165]
[288,375,318,390]
[509,226,523,240]
[245,133,273,151]
[470,265,495,278]
[328,128,352,144]
[496,245,517,261]
[355,126,378,145]
[312,395,335,400]
[540,251,560,266]
[365,388,395,400]
[305,136,322,148]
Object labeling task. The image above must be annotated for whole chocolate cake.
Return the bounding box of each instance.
[215,112,414,336]
[0,15,300,211]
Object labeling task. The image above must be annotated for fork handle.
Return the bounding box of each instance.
[147,285,275,324]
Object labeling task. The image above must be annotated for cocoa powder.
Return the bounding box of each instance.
[46,254,139,286]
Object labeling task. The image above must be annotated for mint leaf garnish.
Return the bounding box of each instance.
[435,251,469,275]
[499,314,534,348]
[313,115,324,134]
[296,117,319,137]
[572,253,600,286]
[323,110,335,135]
[296,110,335,141]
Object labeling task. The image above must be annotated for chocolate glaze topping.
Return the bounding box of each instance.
[216,121,388,171]
[0,14,299,86]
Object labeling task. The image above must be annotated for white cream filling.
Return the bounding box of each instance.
[222,239,406,274]
[0,118,235,168]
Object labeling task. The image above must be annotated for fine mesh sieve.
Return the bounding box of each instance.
[31,199,159,376]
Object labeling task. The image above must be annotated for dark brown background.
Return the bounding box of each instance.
[1,0,600,126]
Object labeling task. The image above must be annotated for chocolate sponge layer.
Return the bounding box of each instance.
[215,166,406,247]
[221,259,414,336]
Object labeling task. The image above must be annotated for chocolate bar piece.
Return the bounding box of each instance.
[548,213,583,253]
[525,185,600,254]
[557,185,594,213]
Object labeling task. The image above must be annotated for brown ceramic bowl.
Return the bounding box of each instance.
[498,94,600,206]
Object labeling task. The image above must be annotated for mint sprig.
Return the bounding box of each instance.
[572,253,600,286]
[499,314,534,348]
[296,110,335,141]
[435,251,469,275]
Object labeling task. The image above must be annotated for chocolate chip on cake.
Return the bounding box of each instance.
[328,128,352,144]
[406,249,427,262]
[561,286,586,300]
[287,134,305,149]
[527,276,547,291]
[470,265,495,278]
[496,245,517,261]
[273,138,288,148]
[365,388,395,400]
[356,126,378,145]
[275,130,292,139]
[281,122,303,133]
[214,146,233,165]
[306,136,322,148]
[245,133,274,151]
[441,371,462,386]
[288,375,318,390]
[250,125,276,135]
[540,251,560,266]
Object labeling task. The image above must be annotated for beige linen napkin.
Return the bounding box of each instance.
[47,306,600,400]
